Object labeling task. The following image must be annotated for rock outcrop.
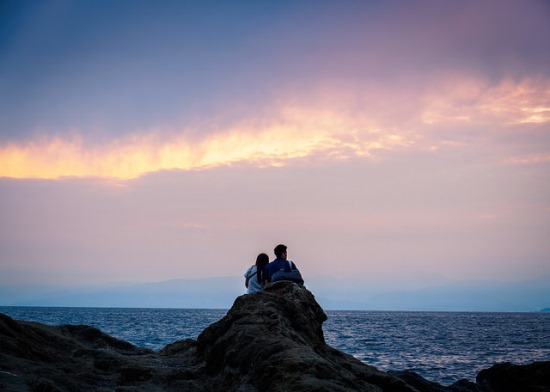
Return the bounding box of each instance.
[1,281,549,391]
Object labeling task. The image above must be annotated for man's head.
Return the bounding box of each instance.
[274,244,287,259]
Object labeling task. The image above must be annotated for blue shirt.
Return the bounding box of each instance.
[264,258,297,283]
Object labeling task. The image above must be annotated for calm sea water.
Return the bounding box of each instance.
[1,307,548,386]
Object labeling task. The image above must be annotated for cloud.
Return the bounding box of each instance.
[0,107,409,180]
[421,76,550,125]
[1,75,549,180]
[506,153,550,165]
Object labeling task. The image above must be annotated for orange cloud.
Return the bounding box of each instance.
[0,107,410,180]
[2,76,548,180]
[421,76,550,126]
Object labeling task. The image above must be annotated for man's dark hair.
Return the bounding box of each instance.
[274,244,287,258]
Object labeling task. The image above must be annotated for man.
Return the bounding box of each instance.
[264,244,300,284]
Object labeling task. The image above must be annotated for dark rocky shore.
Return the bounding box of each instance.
[1,282,549,392]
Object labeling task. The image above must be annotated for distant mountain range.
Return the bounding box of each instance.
[0,278,242,309]
[1,276,549,312]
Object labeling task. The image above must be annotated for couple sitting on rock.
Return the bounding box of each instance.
[244,244,304,294]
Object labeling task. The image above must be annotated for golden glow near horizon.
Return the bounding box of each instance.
[1,78,548,180]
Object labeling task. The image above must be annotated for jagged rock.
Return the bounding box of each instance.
[196,281,415,392]
[476,361,550,392]
[0,311,157,391]
[390,371,481,392]
[0,281,549,391]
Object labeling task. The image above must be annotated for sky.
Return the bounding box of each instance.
[1,0,549,308]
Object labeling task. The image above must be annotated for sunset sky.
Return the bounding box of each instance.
[1,1,549,305]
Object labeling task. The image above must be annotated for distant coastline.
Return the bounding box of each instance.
[2,276,550,312]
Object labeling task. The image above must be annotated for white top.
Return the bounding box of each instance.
[244,265,263,294]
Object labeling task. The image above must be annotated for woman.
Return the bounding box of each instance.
[244,253,269,294]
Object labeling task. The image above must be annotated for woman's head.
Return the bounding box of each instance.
[255,253,269,268]
[255,253,269,283]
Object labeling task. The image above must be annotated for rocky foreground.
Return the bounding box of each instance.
[1,282,549,392]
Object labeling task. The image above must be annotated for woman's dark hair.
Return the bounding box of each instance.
[255,253,269,284]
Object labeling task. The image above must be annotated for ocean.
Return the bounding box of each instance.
[1,307,548,386]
